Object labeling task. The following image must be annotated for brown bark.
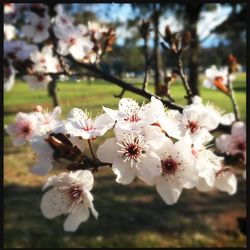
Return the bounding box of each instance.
[185,3,203,96]
[48,78,59,107]
[152,4,162,94]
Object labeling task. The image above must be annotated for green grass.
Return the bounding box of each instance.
[4,73,246,247]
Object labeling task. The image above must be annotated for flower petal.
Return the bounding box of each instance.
[215,134,232,153]
[96,138,118,163]
[72,170,94,191]
[156,176,183,205]
[40,189,67,219]
[112,158,137,185]
[30,158,53,176]
[136,152,161,180]
[63,205,90,232]
[196,177,213,192]
[215,171,237,195]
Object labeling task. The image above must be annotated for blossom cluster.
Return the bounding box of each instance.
[6,96,246,232]
[4,3,115,92]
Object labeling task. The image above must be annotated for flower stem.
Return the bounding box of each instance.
[177,53,193,104]
[88,139,96,160]
[227,73,240,121]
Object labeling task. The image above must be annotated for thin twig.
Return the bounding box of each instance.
[114,89,126,99]
[142,38,150,91]
[227,72,240,121]
[88,139,96,159]
[176,52,193,103]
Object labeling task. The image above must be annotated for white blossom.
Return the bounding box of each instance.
[64,108,114,139]
[30,45,61,73]
[21,12,50,43]
[196,167,237,195]
[4,23,16,40]
[4,62,16,92]
[4,40,38,61]
[23,74,52,89]
[97,127,162,185]
[103,98,158,132]
[5,112,39,146]
[40,170,98,232]
[216,121,246,163]
[203,65,234,93]
[53,24,93,60]
[33,106,62,134]
[152,139,199,205]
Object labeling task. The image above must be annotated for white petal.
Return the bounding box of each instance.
[220,113,235,125]
[68,108,87,120]
[119,98,140,113]
[112,158,137,185]
[12,136,26,147]
[33,31,49,43]
[57,41,69,55]
[215,134,232,153]
[30,158,53,176]
[232,122,246,139]
[196,177,213,192]
[102,106,121,121]
[63,205,90,232]
[136,152,161,180]
[156,176,183,205]
[72,170,94,191]
[143,125,167,150]
[215,171,237,195]
[51,106,62,120]
[69,45,85,60]
[40,189,67,219]
[31,135,53,157]
[96,138,118,163]
[94,113,115,130]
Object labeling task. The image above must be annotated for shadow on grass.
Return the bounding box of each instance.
[4,174,246,248]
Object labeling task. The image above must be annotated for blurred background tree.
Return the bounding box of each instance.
[67,3,246,97]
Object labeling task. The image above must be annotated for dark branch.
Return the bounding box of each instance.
[66,55,184,112]
[176,52,193,103]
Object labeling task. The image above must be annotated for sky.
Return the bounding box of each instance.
[72,3,233,48]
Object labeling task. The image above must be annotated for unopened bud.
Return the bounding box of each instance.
[34,105,43,112]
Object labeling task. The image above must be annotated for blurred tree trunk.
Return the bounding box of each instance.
[152,4,162,94]
[48,79,59,107]
[185,3,203,96]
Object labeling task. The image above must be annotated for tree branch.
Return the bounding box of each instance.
[47,77,59,107]
[227,72,240,121]
[66,56,184,112]
[176,52,193,103]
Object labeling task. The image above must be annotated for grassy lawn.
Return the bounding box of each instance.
[3,73,246,247]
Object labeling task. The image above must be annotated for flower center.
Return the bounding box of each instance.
[68,37,76,45]
[161,157,178,175]
[17,120,32,137]
[124,113,141,123]
[67,184,84,204]
[82,118,94,131]
[37,74,45,82]
[36,23,44,32]
[40,58,46,64]
[22,125,32,134]
[187,121,199,133]
[117,136,145,166]
[123,142,141,160]
[237,142,246,151]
